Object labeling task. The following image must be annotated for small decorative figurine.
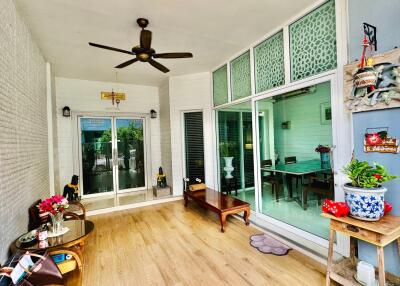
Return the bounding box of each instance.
[62,175,80,201]
[156,167,167,188]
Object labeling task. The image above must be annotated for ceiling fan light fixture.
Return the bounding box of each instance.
[138,53,150,61]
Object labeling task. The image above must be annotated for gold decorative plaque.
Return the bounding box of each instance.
[100,92,126,100]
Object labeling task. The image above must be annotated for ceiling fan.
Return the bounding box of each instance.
[89,18,193,73]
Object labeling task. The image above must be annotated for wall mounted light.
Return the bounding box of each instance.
[62,106,71,117]
[150,109,157,119]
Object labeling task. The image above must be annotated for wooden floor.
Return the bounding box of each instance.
[67,200,329,286]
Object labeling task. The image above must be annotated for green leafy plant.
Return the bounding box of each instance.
[219,142,235,157]
[342,159,397,188]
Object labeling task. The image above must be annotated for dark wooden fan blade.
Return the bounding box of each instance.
[89,42,133,55]
[115,58,138,69]
[148,59,169,73]
[140,30,152,50]
[153,52,193,59]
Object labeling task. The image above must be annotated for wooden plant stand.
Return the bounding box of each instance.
[322,213,400,286]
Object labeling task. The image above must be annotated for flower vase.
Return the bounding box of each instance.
[50,212,64,235]
[320,152,330,169]
[223,157,234,179]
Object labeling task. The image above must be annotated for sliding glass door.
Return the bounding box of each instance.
[115,118,146,193]
[80,117,114,196]
[79,116,146,198]
[217,101,255,210]
[255,81,334,239]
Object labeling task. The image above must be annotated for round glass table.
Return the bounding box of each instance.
[15,220,94,251]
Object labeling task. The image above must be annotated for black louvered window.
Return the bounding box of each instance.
[184,112,205,184]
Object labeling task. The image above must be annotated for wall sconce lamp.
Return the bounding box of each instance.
[150,109,157,119]
[62,106,71,117]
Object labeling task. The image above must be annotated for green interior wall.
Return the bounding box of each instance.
[273,82,333,162]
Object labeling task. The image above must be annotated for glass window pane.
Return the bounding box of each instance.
[254,31,285,93]
[116,119,145,190]
[257,81,334,239]
[290,0,337,81]
[213,65,228,106]
[217,101,255,210]
[80,118,113,195]
[230,51,252,100]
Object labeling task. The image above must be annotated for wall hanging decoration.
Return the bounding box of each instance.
[101,72,125,107]
[364,127,399,153]
[344,44,400,112]
[320,102,332,125]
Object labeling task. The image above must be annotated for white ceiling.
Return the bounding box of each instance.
[15,0,318,86]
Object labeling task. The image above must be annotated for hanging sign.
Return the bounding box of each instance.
[364,127,399,153]
[100,92,126,100]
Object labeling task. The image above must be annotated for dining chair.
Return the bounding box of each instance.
[302,173,334,210]
[284,156,297,164]
[284,156,301,197]
[260,159,281,201]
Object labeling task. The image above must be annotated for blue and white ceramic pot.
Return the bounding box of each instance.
[343,183,387,221]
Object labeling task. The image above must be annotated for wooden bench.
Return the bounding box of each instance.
[184,188,250,232]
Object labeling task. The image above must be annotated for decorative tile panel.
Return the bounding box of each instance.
[254,31,285,93]
[230,51,251,100]
[290,0,337,81]
[212,65,228,106]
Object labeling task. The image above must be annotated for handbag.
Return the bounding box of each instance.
[0,251,63,286]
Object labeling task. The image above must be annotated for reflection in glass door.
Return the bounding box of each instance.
[80,117,114,196]
[79,116,146,197]
[115,118,146,193]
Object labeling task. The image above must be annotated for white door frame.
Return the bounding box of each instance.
[75,112,151,199]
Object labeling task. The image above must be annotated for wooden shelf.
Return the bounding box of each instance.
[330,258,399,286]
[57,259,78,274]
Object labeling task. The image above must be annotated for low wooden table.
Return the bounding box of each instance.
[184,188,250,232]
[322,213,400,286]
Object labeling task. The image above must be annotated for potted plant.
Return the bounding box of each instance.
[342,159,397,221]
[315,145,331,168]
[219,142,235,178]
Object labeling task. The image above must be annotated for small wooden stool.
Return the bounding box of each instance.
[322,213,400,286]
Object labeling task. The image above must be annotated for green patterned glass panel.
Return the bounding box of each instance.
[213,65,228,106]
[230,51,251,100]
[290,0,337,81]
[254,31,285,93]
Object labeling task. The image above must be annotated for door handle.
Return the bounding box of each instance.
[113,149,118,166]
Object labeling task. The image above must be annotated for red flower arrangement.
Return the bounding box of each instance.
[38,195,69,215]
[315,145,331,153]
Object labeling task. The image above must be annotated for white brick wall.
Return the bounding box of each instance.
[169,72,215,194]
[55,77,161,192]
[0,0,49,263]
[158,80,173,187]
